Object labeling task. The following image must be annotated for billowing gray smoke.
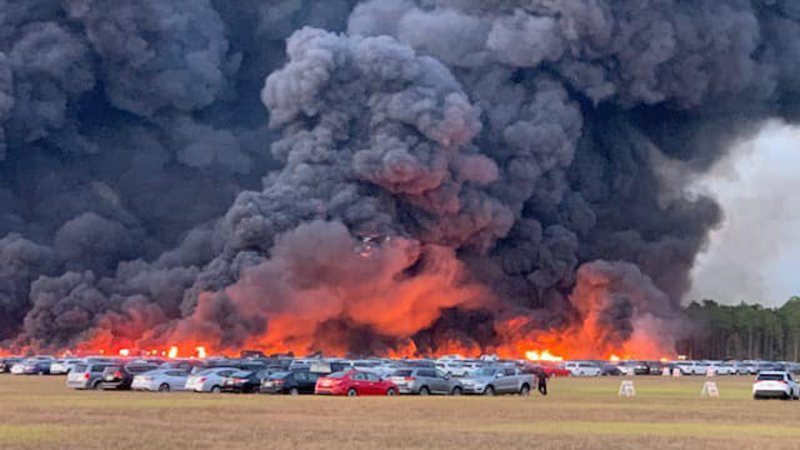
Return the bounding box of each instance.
[1,0,798,356]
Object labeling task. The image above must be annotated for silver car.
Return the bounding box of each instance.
[132,369,189,392]
[460,367,535,396]
[66,363,113,389]
[185,367,239,393]
[386,368,463,395]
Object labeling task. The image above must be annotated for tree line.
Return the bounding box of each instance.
[678,297,800,361]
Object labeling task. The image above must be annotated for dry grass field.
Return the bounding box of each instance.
[0,375,797,449]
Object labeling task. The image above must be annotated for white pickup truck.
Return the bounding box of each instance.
[459,367,535,396]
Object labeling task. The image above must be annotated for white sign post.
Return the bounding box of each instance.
[672,368,682,377]
[706,366,716,377]
[662,367,671,377]
[618,380,636,397]
[701,381,719,398]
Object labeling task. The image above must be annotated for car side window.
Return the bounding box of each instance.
[504,368,515,376]
[435,370,447,379]
[353,372,366,381]
[295,372,306,381]
[365,373,380,382]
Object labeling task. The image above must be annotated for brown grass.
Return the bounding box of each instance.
[0,375,796,449]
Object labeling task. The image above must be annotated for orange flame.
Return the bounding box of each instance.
[167,346,179,359]
[525,350,564,362]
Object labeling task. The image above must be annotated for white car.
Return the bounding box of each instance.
[753,371,800,400]
[50,359,84,375]
[10,363,25,375]
[712,363,737,376]
[566,362,602,377]
[132,369,189,392]
[674,361,710,375]
[185,367,239,393]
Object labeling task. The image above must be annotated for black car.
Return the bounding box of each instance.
[221,370,271,393]
[100,363,160,390]
[260,370,319,395]
[0,358,23,373]
[601,363,624,376]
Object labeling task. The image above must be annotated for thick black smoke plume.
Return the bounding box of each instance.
[1,0,798,355]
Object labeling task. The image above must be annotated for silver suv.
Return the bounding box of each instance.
[386,368,463,395]
[66,363,113,390]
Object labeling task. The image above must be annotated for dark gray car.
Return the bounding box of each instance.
[386,368,463,395]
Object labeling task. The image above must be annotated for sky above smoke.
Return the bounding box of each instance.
[687,121,800,306]
[2,0,800,356]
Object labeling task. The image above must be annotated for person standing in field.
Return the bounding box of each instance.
[537,367,549,396]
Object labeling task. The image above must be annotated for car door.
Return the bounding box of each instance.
[302,372,318,394]
[434,370,450,394]
[362,372,381,395]
[351,371,368,394]
[167,371,185,390]
[788,373,800,397]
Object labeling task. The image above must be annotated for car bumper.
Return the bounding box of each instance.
[754,389,791,398]
[315,387,346,395]
[460,385,486,394]
[100,381,129,390]
[66,380,91,389]
[131,381,158,391]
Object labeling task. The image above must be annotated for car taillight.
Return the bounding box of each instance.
[114,371,123,378]
[84,373,90,380]
[404,377,416,381]
[274,379,285,384]
[199,377,207,383]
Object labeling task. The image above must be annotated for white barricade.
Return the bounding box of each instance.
[701,381,719,397]
[618,380,636,397]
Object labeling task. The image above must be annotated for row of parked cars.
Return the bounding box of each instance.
[2,355,545,397]
[567,360,800,377]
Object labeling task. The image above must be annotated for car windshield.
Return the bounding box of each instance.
[326,371,346,379]
[231,371,252,378]
[474,368,497,377]
[268,371,291,379]
[758,373,786,381]
[392,370,413,377]
[73,364,87,373]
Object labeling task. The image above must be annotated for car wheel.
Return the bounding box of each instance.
[347,388,358,397]
[289,387,300,396]
[386,388,397,396]
[419,386,430,396]
[450,387,462,396]
[210,386,221,394]
[519,384,531,397]
[483,386,495,396]
[159,384,171,393]
[91,380,101,390]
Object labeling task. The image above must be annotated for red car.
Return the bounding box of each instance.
[315,370,399,396]
[538,363,571,377]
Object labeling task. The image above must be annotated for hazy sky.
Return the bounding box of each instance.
[685,121,800,307]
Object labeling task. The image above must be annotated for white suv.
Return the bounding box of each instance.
[674,361,710,375]
[566,361,602,377]
[753,371,800,400]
